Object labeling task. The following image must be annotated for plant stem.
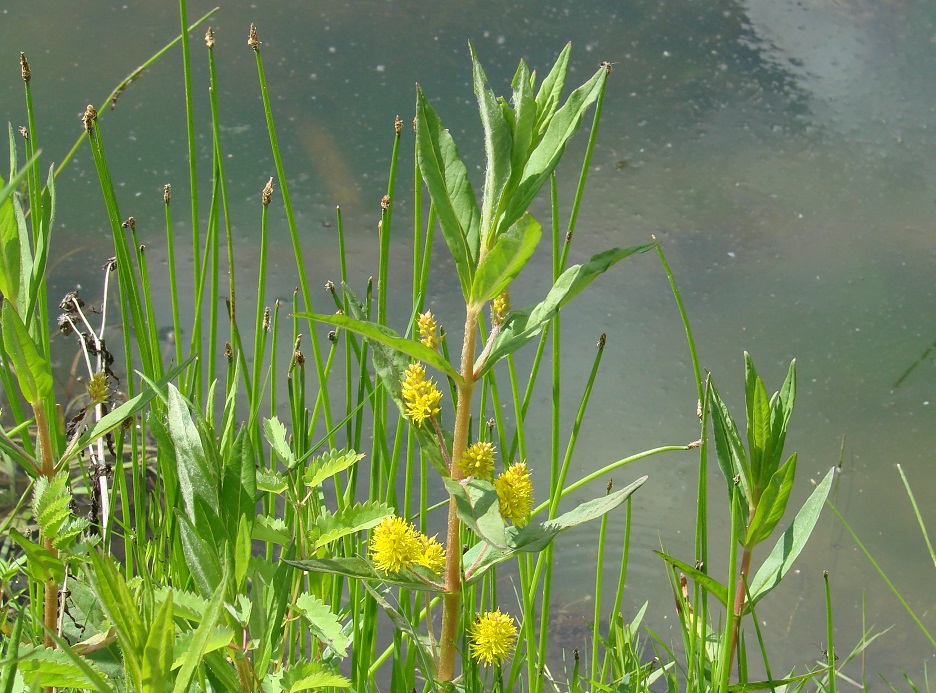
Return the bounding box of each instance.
[438,305,480,681]
[728,542,753,675]
[33,404,58,652]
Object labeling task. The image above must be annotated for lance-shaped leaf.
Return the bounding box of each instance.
[168,383,219,521]
[748,466,835,607]
[470,43,513,241]
[502,66,606,230]
[470,213,541,305]
[508,59,537,188]
[765,358,796,472]
[297,311,463,385]
[475,243,655,376]
[8,529,64,584]
[285,557,443,592]
[654,551,729,607]
[462,475,647,583]
[415,85,480,299]
[444,477,510,549]
[745,357,772,488]
[2,300,52,404]
[745,453,797,548]
[0,145,40,304]
[534,43,572,138]
[709,379,752,508]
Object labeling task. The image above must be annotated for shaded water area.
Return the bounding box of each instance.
[3,0,936,684]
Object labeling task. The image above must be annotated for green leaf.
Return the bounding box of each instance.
[654,551,729,607]
[343,285,451,477]
[281,661,352,691]
[177,510,224,599]
[263,415,296,468]
[154,587,207,623]
[171,568,229,693]
[285,557,442,592]
[305,448,366,488]
[361,581,438,682]
[17,646,109,690]
[86,551,144,685]
[294,593,350,658]
[235,513,252,588]
[0,148,40,304]
[256,469,288,494]
[709,379,752,508]
[461,476,647,582]
[298,311,463,385]
[170,626,234,671]
[503,65,606,228]
[310,500,393,551]
[470,213,541,305]
[8,528,64,584]
[168,383,219,521]
[26,164,55,326]
[66,357,194,462]
[32,471,73,541]
[745,453,797,547]
[415,85,481,299]
[1,300,52,404]
[444,477,509,549]
[476,243,655,376]
[766,358,796,472]
[252,514,290,545]
[470,43,513,240]
[745,354,772,487]
[142,591,174,692]
[508,60,537,199]
[534,43,571,137]
[748,467,835,607]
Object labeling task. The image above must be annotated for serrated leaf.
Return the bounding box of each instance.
[32,471,72,540]
[2,299,52,403]
[470,213,541,305]
[8,528,64,583]
[263,416,296,468]
[745,453,797,547]
[305,449,365,488]
[415,85,481,299]
[296,312,462,385]
[294,593,349,658]
[281,660,352,691]
[748,467,835,607]
[256,469,288,494]
[476,244,656,376]
[252,514,291,545]
[311,501,392,551]
[17,645,108,689]
[154,587,208,623]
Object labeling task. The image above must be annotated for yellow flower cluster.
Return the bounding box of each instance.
[368,516,446,575]
[417,311,440,350]
[492,289,511,326]
[469,609,517,666]
[458,441,496,480]
[401,362,442,426]
[494,461,533,527]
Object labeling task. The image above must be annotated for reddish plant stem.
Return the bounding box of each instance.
[437,305,479,681]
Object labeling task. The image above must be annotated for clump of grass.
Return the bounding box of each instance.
[0,6,846,692]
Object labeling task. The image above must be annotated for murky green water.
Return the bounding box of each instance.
[3,0,936,683]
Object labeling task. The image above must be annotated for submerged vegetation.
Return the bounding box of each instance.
[0,6,927,693]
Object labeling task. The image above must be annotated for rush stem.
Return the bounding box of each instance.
[33,404,59,661]
[437,304,479,682]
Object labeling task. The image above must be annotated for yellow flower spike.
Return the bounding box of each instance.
[494,461,533,527]
[458,441,496,480]
[469,610,517,666]
[368,516,422,573]
[492,289,511,326]
[417,311,440,350]
[401,362,442,426]
[415,533,446,575]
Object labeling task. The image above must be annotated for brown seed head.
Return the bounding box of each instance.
[394,114,403,134]
[205,26,215,49]
[248,24,260,51]
[225,341,234,362]
[262,306,271,331]
[380,195,391,211]
[164,184,171,205]
[20,53,30,82]
[122,217,136,231]
[18,126,28,140]
[597,333,607,349]
[82,105,98,133]
[262,177,274,206]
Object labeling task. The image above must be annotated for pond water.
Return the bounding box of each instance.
[3,0,936,684]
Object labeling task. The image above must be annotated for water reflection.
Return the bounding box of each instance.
[3,0,936,682]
